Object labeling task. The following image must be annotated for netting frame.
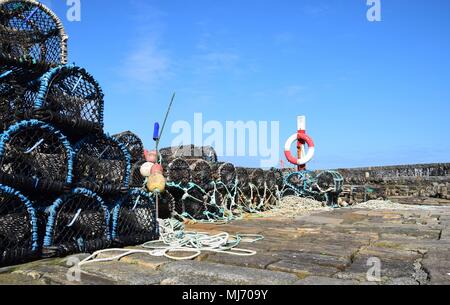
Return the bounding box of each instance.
[22,64,105,134]
[110,188,159,247]
[0,183,39,266]
[42,188,111,257]
[73,133,132,194]
[0,119,75,192]
[0,0,68,66]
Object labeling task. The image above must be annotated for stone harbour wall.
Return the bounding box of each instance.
[330,163,450,205]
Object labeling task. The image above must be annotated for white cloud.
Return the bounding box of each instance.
[122,39,171,89]
[284,85,306,97]
[117,1,172,91]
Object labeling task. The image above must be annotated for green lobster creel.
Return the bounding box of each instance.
[113,131,144,163]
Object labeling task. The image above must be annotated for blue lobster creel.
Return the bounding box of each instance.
[19,65,105,137]
[43,188,110,258]
[112,131,144,163]
[0,184,39,266]
[111,189,159,247]
[0,0,68,66]
[74,133,131,195]
[0,120,74,193]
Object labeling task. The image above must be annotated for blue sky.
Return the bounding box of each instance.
[42,0,449,169]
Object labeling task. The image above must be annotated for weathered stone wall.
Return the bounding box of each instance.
[329,163,450,205]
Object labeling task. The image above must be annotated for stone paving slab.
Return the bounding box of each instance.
[2,205,450,285]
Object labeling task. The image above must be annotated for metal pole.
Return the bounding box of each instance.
[297,116,307,171]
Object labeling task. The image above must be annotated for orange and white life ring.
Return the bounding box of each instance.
[284,133,315,166]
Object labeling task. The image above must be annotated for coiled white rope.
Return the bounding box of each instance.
[78,219,264,267]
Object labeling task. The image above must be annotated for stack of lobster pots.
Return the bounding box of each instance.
[128,144,284,220]
[0,0,158,267]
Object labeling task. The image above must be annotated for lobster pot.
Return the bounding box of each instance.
[156,191,175,220]
[113,131,144,162]
[235,168,250,192]
[188,159,212,191]
[168,158,191,187]
[211,162,237,190]
[0,120,74,193]
[0,184,39,266]
[129,160,146,188]
[74,133,131,194]
[172,186,208,220]
[0,76,22,131]
[249,168,265,190]
[316,171,344,206]
[111,189,158,247]
[264,170,277,192]
[282,170,317,198]
[272,168,284,191]
[0,0,68,66]
[43,188,110,258]
[20,65,104,137]
[160,145,218,165]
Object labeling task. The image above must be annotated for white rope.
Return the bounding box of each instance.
[78,218,263,268]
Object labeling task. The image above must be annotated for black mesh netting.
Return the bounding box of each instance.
[211,162,237,189]
[111,189,158,247]
[20,65,104,137]
[155,191,175,220]
[160,145,218,167]
[171,186,208,220]
[0,184,39,266]
[112,131,144,163]
[167,158,191,186]
[42,188,110,258]
[74,133,131,194]
[129,159,146,188]
[0,120,74,193]
[264,170,276,192]
[188,159,212,191]
[0,0,67,66]
[249,168,265,190]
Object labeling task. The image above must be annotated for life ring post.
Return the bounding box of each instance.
[297,116,306,171]
[284,115,315,169]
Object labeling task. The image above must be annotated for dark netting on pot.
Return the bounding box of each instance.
[20,65,104,136]
[171,186,208,221]
[167,158,191,187]
[0,120,74,193]
[42,188,110,258]
[74,133,131,194]
[0,0,68,66]
[129,160,146,188]
[248,168,265,189]
[0,184,39,266]
[282,170,317,198]
[112,131,144,163]
[111,189,158,247]
[201,146,218,163]
[272,168,284,192]
[188,159,212,191]
[0,59,47,131]
[154,191,175,220]
[211,162,237,189]
[160,145,218,165]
